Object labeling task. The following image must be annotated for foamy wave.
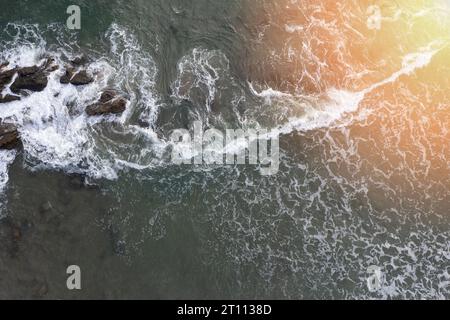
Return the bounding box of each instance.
[0,23,163,189]
[106,23,160,126]
[0,150,16,192]
[0,20,440,193]
[248,45,441,138]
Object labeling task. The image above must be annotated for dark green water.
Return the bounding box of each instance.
[0,0,449,299]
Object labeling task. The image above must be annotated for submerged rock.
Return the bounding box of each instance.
[86,90,127,116]
[0,123,20,150]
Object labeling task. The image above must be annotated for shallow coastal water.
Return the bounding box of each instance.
[0,0,449,299]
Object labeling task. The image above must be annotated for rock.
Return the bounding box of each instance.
[60,67,75,84]
[0,94,21,104]
[69,70,94,86]
[99,89,118,103]
[0,68,17,91]
[86,98,127,116]
[0,124,20,149]
[10,66,48,93]
[86,90,127,116]
[0,123,20,149]
[41,57,57,70]
[18,65,40,77]
[47,65,59,72]
[1,59,58,93]
[10,72,48,93]
[60,67,93,85]
[0,61,9,70]
[38,58,59,74]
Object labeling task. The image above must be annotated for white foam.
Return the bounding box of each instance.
[0,23,167,188]
[0,20,441,193]
[250,44,441,138]
[0,150,16,193]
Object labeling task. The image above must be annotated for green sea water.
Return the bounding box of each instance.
[0,0,449,299]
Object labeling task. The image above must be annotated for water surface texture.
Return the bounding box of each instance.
[0,0,449,299]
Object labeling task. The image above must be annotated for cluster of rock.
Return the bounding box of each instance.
[59,56,94,86]
[0,59,57,103]
[0,55,129,150]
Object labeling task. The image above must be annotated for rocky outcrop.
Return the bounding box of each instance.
[0,62,9,70]
[0,94,21,104]
[86,90,127,116]
[60,67,93,86]
[0,68,16,92]
[1,55,128,121]
[0,123,20,150]
[70,70,94,86]
[60,67,75,84]
[10,70,48,93]
[1,58,59,94]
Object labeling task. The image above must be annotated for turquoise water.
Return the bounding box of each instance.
[0,0,449,299]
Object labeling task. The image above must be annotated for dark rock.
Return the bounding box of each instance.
[99,89,118,103]
[10,66,48,93]
[18,65,40,77]
[10,73,48,93]
[41,57,57,71]
[0,61,9,70]
[0,123,20,149]
[1,59,58,94]
[47,65,59,72]
[85,90,127,116]
[86,97,127,116]
[0,94,20,104]
[0,68,17,90]
[60,67,75,84]
[70,70,94,86]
